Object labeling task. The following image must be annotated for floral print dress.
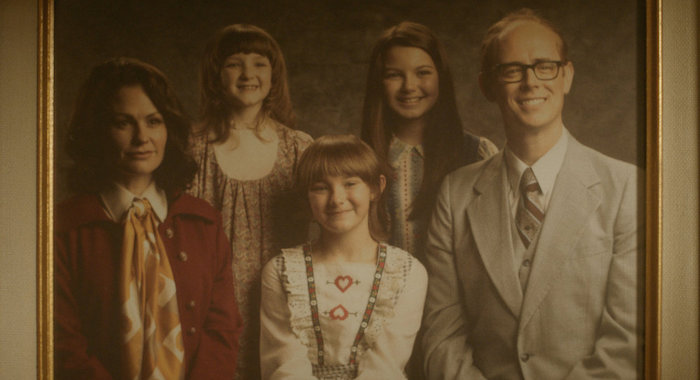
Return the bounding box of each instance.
[188,121,313,379]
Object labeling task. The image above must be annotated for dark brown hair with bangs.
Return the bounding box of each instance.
[199,24,296,142]
[360,21,469,224]
[296,135,389,241]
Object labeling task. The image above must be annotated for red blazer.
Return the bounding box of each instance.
[55,192,242,379]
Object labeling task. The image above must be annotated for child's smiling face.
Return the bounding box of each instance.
[308,175,376,237]
[220,52,272,111]
[382,46,439,124]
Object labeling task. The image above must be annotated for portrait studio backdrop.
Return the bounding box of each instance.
[54,0,642,201]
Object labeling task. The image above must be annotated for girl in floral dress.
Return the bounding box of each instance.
[188,24,313,379]
[260,135,428,379]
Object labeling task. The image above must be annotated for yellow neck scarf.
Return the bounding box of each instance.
[120,198,184,379]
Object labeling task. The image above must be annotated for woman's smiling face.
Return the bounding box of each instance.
[382,46,439,123]
[108,85,167,189]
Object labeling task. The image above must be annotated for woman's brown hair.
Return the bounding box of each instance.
[66,57,196,195]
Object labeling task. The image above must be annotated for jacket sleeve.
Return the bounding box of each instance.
[422,175,487,380]
[187,214,243,379]
[54,231,113,380]
[563,167,642,379]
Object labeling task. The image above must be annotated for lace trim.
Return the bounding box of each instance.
[280,248,318,363]
[279,244,413,366]
[359,245,412,358]
[312,362,358,380]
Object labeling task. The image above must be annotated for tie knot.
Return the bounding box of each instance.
[520,168,540,194]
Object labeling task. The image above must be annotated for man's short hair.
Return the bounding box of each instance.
[480,8,568,74]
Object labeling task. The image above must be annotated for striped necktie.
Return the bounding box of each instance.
[515,168,544,248]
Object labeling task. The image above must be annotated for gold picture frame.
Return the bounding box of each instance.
[37,0,662,378]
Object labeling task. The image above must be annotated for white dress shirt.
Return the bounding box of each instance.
[100,181,168,223]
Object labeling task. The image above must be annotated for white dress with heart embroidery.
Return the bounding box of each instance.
[260,244,427,380]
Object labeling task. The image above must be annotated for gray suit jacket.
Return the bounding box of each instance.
[422,136,641,379]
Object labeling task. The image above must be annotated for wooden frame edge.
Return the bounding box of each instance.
[37,0,54,379]
[645,0,662,378]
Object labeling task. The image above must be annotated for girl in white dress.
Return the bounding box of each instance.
[260,135,428,380]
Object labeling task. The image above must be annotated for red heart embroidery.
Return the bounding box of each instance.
[329,304,349,320]
[334,275,353,293]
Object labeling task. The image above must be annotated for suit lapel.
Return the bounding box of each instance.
[519,137,602,329]
[468,152,523,318]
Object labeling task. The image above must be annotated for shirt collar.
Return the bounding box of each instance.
[389,135,424,163]
[100,181,168,222]
[505,127,569,196]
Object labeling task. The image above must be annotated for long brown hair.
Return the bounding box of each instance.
[296,135,389,242]
[360,21,467,222]
[199,24,296,142]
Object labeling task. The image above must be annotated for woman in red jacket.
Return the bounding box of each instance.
[55,57,242,379]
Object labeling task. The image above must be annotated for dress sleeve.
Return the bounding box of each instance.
[260,257,316,380]
[187,212,243,379]
[356,257,428,380]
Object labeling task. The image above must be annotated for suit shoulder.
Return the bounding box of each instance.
[444,152,499,189]
[577,143,641,182]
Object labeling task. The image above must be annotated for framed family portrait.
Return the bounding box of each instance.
[38,0,661,378]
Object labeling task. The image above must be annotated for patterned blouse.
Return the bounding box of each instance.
[260,244,428,380]
[187,121,313,380]
[387,134,498,259]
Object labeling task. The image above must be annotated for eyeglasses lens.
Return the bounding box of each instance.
[498,62,561,82]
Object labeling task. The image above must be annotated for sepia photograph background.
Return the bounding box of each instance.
[54,0,643,201]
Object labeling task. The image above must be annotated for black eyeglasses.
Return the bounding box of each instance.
[492,61,566,83]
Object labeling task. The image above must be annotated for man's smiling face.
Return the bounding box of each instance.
[488,21,573,135]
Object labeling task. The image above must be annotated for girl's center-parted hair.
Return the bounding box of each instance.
[65,57,196,195]
[199,24,295,142]
[360,21,467,223]
[296,135,389,241]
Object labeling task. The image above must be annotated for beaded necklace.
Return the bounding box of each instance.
[303,243,388,368]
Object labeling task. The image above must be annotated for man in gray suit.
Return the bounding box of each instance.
[422,9,641,379]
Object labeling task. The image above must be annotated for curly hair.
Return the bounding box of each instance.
[66,57,196,194]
